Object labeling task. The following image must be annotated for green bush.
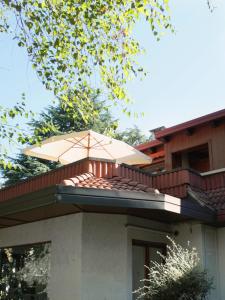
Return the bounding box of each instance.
[133,237,213,300]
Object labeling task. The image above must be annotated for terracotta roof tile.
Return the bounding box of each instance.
[188,186,225,211]
[61,172,159,194]
[136,184,148,190]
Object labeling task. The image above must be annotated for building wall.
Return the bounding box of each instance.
[217,228,225,300]
[203,226,220,300]
[0,214,83,300]
[80,214,172,300]
[0,213,223,300]
[172,222,204,261]
[81,213,128,300]
[0,212,173,300]
[164,123,225,171]
[172,222,220,300]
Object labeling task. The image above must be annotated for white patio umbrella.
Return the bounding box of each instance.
[23,130,152,165]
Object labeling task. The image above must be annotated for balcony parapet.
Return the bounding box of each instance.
[146,167,225,199]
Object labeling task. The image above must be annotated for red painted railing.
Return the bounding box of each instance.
[1,157,225,203]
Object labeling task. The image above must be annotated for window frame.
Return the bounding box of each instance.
[132,239,166,279]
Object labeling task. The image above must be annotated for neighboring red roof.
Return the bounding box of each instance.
[61,172,158,193]
[136,139,163,151]
[156,108,225,139]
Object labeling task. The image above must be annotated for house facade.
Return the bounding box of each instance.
[0,109,225,299]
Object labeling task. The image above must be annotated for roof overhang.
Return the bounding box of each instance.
[0,185,216,228]
[136,140,163,151]
[156,108,225,140]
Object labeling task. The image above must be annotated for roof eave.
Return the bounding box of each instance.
[57,186,215,223]
[0,185,216,228]
[156,108,225,139]
[136,139,163,151]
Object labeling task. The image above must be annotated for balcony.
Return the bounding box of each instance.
[145,167,225,218]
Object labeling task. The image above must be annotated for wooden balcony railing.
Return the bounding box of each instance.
[146,168,225,199]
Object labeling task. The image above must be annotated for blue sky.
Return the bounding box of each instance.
[0,0,225,138]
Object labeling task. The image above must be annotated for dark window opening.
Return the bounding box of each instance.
[0,242,50,300]
[172,143,210,172]
[172,152,182,169]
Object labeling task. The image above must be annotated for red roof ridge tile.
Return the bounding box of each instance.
[62,172,94,187]
[121,178,132,184]
[128,181,138,187]
[0,158,152,203]
[136,183,148,190]
[61,173,160,195]
[61,179,75,186]
[146,187,160,194]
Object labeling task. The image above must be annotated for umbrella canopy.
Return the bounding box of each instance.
[23,130,152,165]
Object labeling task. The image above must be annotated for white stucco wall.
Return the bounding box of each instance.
[172,222,205,262]
[172,222,220,300]
[0,212,173,300]
[203,226,220,300]
[0,212,223,300]
[81,213,128,300]
[217,228,225,300]
[80,214,172,300]
[0,214,83,300]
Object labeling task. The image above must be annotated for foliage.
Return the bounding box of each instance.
[0,95,115,184]
[114,125,148,146]
[0,98,34,169]
[1,96,148,186]
[0,244,50,299]
[0,0,172,169]
[28,92,118,138]
[0,0,172,116]
[17,244,50,291]
[133,237,213,300]
[1,154,58,186]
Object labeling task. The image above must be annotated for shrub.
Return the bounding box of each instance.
[133,237,213,300]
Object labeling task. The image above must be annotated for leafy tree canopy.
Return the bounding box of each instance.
[114,125,148,146]
[0,0,172,112]
[1,96,148,186]
[0,97,34,169]
[0,0,172,167]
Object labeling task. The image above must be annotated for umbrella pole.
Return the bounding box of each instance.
[87,132,90,158]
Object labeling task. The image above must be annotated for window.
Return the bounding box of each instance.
[172,143,210,172]
[0,242,50,300]
[132,240,166,298]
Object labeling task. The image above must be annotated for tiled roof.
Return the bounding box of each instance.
[61,172,159,194]
[207,188,225,211]
[188,186,225,211]
[0,159,153,203]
